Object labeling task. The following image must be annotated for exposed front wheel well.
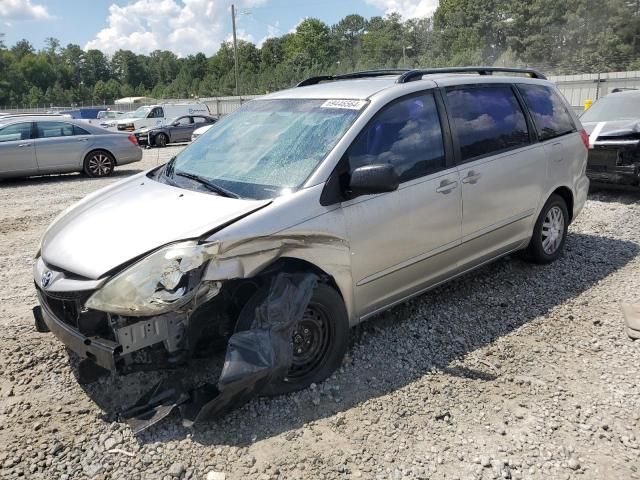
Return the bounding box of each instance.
[258,257,342,297]
[207,257,344,329]
[552,186,574,223]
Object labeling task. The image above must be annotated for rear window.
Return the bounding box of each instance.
[446,86,530,162]
[518,84,575,140]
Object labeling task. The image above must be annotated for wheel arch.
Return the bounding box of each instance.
[550,186,574,223]
[259,257,343,295]
[219,255,355,325]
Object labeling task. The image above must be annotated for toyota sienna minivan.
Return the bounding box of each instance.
[34,67,589,398]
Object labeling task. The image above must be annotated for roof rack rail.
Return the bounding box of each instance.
[297,69,410,87]
[396,67,547,83]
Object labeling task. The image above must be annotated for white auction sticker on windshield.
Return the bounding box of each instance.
[321,99,367,110]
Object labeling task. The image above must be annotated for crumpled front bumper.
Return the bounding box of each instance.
[35,288,122,371]
[587,142,640,186]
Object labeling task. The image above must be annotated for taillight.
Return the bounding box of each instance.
[128,134,138,146]
[579,129,590,150]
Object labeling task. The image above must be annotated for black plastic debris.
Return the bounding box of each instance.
[122,272,317,434]
[77,359,111,385]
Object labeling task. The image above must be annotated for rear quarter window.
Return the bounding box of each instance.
[73,125,90,135]
[518,84,576,141]
[446,86,530,162]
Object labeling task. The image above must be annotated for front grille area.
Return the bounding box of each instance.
[37,286,114,340]
[589,149,619,167]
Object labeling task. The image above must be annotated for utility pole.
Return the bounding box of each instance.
[402,45,413,68]
[231,4,240,96]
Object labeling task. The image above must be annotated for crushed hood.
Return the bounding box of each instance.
[582,119,640,138]
[41,175,271,279]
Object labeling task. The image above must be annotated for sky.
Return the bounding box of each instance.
[0,0,439,57]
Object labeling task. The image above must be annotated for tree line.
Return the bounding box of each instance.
[0,0,639,107]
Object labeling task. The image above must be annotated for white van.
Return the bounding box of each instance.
[114,103,210,132]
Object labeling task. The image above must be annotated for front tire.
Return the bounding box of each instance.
[236,282,349,396]
[525,194,569,264]
[155,133,168,148]
[83,151,115,177]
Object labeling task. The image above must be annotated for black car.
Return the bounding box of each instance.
[581,90,640,187]
[134,115,217,147]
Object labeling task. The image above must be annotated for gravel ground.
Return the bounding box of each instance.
[1,146,639,480]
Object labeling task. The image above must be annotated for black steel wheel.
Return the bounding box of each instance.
[236,281,349,396]
[83,150,115,177]
[288,303,333,381]
[155,133,168,148]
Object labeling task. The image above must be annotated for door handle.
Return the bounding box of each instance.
[435,179,458,194]
[462,171,482,184]
[76,138,89,142]
[18,143,32,147]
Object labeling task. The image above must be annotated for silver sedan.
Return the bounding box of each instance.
[0,115,143,179]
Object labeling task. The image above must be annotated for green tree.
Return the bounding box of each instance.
[332,14,368,68]
[361,14,404,67]
[285,18,333,69]
[11,39,34,61]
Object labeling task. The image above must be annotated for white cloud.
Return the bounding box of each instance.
[288,17,306,34]
[85,0,267,57]
[365,0,439,18]
[0,0,51,22]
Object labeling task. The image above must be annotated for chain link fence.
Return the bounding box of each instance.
[550,70,640,111]
[2,70,639,117]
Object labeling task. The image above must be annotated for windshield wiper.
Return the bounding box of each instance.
[175,171,240,199]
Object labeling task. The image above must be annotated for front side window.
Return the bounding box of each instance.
[347,93,446,182]
[174,116,192,125]
[130,107,152,118]
[150,107,164,118]
[36,121,75,139]
[162,98,364,199]
[447,86,530,162]
[0,122,32,143]
[518,84,575,140]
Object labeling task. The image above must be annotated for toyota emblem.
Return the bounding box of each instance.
[41,270,53,288]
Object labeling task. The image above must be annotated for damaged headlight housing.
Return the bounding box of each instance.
[86,241,219,316]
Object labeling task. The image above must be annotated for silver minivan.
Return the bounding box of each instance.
[33,68,589,404]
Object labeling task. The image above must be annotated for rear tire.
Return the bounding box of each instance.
[155,133,168,148]
[83,151,115,177]
[235,282,349,396]
[525,194,569,264]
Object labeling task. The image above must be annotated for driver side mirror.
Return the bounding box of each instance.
[347,164,399,198]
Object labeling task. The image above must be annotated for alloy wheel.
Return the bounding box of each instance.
[541,205,565,255]
[87,153,113,176]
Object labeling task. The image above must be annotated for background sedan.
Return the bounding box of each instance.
[134,114,217,147]
[0,115,142,179]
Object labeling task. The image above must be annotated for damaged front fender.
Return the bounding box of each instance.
[122,273,317,433]
[201,233,355,323]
